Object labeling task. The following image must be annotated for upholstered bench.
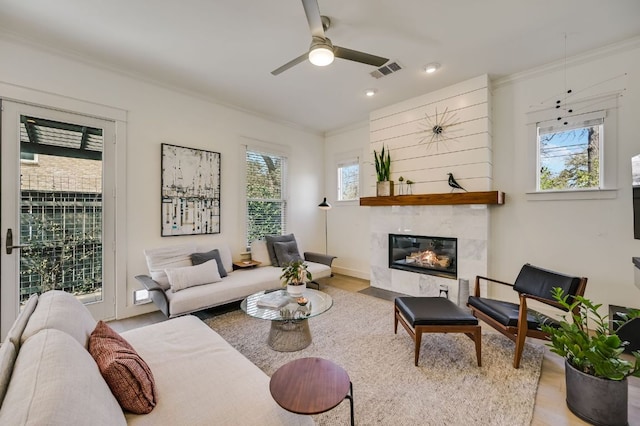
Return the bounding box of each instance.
[394,297,482,367]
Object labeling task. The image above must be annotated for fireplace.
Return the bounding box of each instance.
[388,234,457,279]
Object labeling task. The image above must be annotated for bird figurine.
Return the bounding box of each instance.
[447,173,467,192]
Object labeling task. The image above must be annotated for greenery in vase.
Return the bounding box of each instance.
[280,259,312,287]
[541,287,640,380]
[373,146,391,182]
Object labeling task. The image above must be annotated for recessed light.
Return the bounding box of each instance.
[424,63,441,74]
[365,89,377,97]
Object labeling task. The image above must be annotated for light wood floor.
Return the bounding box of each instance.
[111,274,640,425]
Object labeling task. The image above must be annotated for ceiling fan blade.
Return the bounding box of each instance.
[334,46,389,67]
[271,52,309,76]
[301,0,325,38]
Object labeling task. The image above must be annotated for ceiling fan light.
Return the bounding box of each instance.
[309,46,334,66]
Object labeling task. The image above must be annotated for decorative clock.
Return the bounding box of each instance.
[416,107,461,152]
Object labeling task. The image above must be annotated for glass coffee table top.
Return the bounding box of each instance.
[241,288,333,322]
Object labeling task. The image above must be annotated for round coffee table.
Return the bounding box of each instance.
[241,288,333,352]
[270,357,354,425]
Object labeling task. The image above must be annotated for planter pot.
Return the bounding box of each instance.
[286,283,306,296]
[565,359,628,426]
[376,181,394,197]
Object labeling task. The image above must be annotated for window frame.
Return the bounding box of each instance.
[336,156,360,202]
[334,150,362,206]
[242,140,290,249]
[526,94,618,201]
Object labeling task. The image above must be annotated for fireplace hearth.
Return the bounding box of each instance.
[388,234,457,279]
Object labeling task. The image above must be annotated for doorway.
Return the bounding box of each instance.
[1,100,117,339]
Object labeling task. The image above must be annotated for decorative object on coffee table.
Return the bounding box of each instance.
[270,357,354,426]
[280,259,311,296]
[541,288,640,426]
[373,146,393,196]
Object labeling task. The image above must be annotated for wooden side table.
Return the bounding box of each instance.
[269,357,354,425]
[232,260,261,270]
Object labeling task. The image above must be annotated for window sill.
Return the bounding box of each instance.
[526,188,618,201]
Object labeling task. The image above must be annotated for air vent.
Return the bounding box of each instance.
[370,61,403,79]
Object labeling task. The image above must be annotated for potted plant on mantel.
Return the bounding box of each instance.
[374,146,393,196]
[541,288,640,426]
[280,259,312,296]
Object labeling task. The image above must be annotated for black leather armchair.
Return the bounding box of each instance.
[467,263,587,368]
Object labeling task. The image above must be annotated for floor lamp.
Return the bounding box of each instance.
[318,197,332,255]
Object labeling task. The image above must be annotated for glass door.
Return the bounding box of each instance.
[1,100,116,339]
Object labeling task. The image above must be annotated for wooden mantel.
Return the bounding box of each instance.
[359,191,505,206]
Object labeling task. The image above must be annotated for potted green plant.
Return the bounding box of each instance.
[541,288,640,426]
[373,146,393,196]
[280,259,312,296]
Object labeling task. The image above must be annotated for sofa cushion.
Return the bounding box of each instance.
[191,249,228,278]
[21,290,97,348]
[166,259,222,292]
[265,234,296,266]
[0,340,17,406]
[250,239,272,266]
[122,316,313,426]
[6,293,38,350]
[89,321,157,414]
[0,329,126,425]
[145,244,196,290]
[273,240,302,265]
[196,243,233,274]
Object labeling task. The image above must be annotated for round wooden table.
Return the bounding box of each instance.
[269,357,354,425]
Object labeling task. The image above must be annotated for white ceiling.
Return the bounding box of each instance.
[1,0,639,134]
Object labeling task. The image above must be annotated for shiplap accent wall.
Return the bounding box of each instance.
[367,75,492,298]
[369,74,492,195]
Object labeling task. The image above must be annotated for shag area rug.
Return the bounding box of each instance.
[204,286,544,426]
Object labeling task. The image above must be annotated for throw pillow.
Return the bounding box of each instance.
[88,321,157,414]
[249,240,271,266]
[190,249,228,278]
[265,234,296,266]
[165,260,222,292]
[273,240,303,266]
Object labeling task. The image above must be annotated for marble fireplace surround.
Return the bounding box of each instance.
[370,204,489,303]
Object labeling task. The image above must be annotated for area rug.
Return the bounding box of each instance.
[204,286,544,426]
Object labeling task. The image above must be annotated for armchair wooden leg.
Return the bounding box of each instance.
[513,295,529,369]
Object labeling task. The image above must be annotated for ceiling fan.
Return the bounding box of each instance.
[271,0,389,76]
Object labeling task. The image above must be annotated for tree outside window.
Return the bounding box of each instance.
[537,118,603,191]
[337,158,359,201]
[245,149,287,246]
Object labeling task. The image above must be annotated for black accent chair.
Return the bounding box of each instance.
[467,263,587,368]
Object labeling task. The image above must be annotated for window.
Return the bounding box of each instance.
[337,157,359,201]
[537,117,603,191]
[526,94,618,201]
[245,148,287,247]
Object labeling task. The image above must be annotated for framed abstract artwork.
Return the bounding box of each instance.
[161,143,221,236]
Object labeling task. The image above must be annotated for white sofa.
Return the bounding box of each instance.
[0,290,313,425]
[136,239,335,318]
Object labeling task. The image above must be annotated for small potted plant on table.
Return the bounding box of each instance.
[542,288,640,426]
[280,260,312,296]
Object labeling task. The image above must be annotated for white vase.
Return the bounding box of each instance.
[287,283,306,296]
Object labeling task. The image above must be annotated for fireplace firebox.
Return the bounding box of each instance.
[388,234,457,279]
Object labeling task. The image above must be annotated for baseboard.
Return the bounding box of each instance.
[332,266,370,281]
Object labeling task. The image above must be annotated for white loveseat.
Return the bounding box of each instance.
[0,290,313,425]
[136,237,335,318]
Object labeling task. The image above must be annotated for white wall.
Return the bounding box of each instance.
[0,37,326,319]
[490,39,640,309]
[325,38,640,314]
[323,123,371,279]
